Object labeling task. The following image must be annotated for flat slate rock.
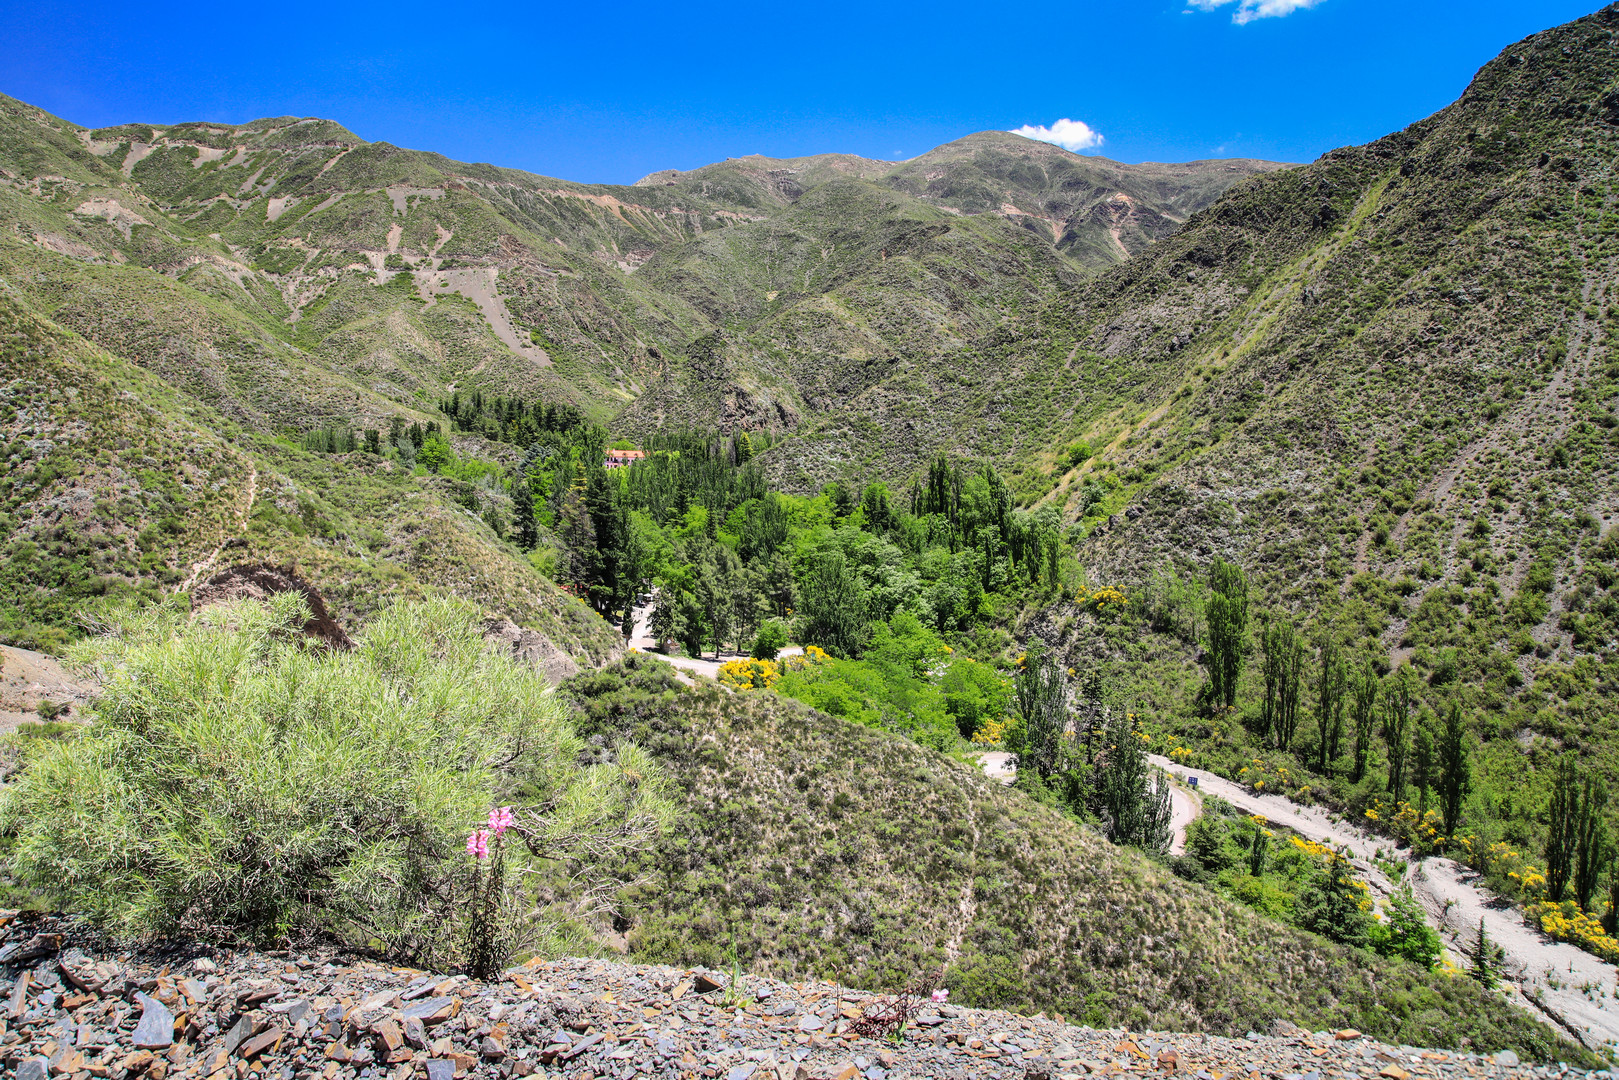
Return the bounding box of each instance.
[402,995,455,1022]
[130,991,174,1049]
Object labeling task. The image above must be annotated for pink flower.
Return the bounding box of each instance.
[931,989,949,1004]
[466,829,490,859]
[488,806,515,836]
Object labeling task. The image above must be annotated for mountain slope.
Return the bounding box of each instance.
[566,656,1585,1061]
[766,4,1619,580]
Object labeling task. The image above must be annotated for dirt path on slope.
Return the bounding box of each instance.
[177,461,257,596]
[1166,777,1200,857]
[1418,857,1619,1052]
[1149,756,1619,1052]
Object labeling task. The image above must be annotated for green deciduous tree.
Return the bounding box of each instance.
[1013,646,1069,784]
[1248,828,1270,877]
[1437,702,1473,841]
[1205,558,1248,710]
[1370,887,1443,969]
[1574,776,1609,912]
[1096,707,1172,854]
[795,549,867,658]
[1381,669,1415,802]
[1315,636,1347,774]
[1537,750,1616,911]
[1546,754,1580,903]
[1350,660,1379,784]
[1260,616,1306,750]
[1412,712,1437,818]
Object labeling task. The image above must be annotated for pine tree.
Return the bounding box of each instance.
[1205,559,1248,710]
[511,478,537,551]
[1468,919,1497,989]
[1437,702,1473,841]
[1296,845,1372,947]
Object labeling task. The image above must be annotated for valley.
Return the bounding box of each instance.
[1,2,1619,1075]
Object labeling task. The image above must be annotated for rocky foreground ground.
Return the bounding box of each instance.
[0,915,1599,1080]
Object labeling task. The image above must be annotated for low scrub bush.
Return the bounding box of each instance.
[0,595,672,965]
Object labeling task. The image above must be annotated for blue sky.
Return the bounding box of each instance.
[0,0,1598,185]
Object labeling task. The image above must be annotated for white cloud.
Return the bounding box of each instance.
[1187,0,1322,24]
[1007,118,1103,153]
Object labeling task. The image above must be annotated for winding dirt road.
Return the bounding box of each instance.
[624,601,801,683]
[1149,756,1619,1053]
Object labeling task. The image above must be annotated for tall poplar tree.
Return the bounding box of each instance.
[1315,637,1347,774]
[1349,660,1379,784]
[1437,702,1473,840]
[1381,669,1414,802]
[1205,558,1249,710]
[1260,616,1306,750]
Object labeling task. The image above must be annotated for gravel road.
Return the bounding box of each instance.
[1149,757,1619,1054]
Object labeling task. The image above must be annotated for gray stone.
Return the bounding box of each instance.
[1495,1051,1520,1068]
[402,977,438,1001]
[727,1066,756,1080]
[402,996,455,1023]
[768,1000,797,1016]
[865,1069,887,1080]
[16,1057,50,1080]
[425,1060,456,1080]
[131,991,175,1050]
[797,1014,824,1032]
[223,1014,254,1055]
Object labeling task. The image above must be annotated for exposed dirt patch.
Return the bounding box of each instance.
[0,645,97,734]
[191,563,353,649]
[483,617,582,683]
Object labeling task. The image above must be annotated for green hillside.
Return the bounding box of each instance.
[565,654,1584,1061]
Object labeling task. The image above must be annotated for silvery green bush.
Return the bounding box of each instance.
[2,593,671,963]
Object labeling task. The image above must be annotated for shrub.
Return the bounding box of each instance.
[751,619,789,660]
[1370,888,1443,969]
[0,594,672,963]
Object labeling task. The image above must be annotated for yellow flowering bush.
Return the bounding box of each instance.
[1076,585,1128,619]
[717,658,780,690]
[1359,796,1449,856]
[972,714,1012,746]
[1525,900,1619,963]
[1237,758,1305,797]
